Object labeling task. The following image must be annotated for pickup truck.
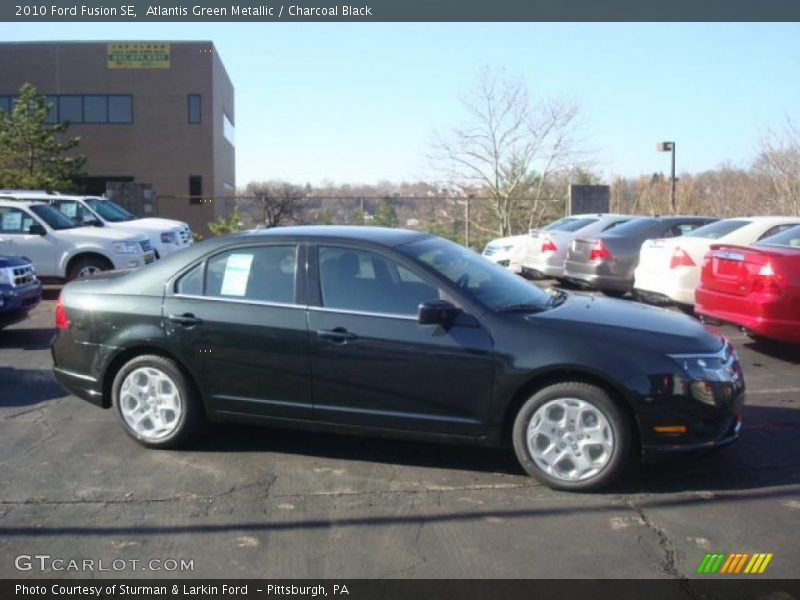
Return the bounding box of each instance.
[1,191,192,259]
[0,199,155,283]
[0,255,42,329]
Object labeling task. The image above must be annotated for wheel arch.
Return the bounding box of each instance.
[65,251,114,278]
[101,344,205,417]
[501,368,642,454]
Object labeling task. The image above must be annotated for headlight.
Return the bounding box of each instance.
[0,269,9,285]
[668,349,737,382]
[161,231,178,243]
[112,242,140,254]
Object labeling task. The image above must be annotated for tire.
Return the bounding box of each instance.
[111,354,203,449]
[67,255,113,281]
[512,382,631,491]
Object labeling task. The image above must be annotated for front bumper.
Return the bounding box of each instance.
[0,280,42,327]
[642,414,741,460]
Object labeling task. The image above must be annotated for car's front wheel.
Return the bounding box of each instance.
[111,354,202,449]
[512,382,631,491]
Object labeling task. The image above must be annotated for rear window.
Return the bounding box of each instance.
[685,219,750,240]
[543,217,598,232]
[602,217,657,235]
[756,225,800,249]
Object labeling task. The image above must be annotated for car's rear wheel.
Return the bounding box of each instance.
[512,382,631,491]
[67,255,113,281]
[112,355,202,449]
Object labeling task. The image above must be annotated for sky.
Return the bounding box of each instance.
[4,22,800,187]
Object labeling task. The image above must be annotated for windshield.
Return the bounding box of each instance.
[85,198,136,222]
[401,236,552,311]
[756,225,800,249]
[543,217,598,232]
[28,204,81,230]
[685,219,750,240]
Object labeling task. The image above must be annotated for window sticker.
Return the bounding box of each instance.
[59,203,78,219]
[2,211,22,232]
[220,253,253,297]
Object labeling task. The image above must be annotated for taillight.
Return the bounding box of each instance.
[752,262,781,295]
[541,235,557,253]
[55,297,69,329]
[669,247,696,269]
[588,240,612,261]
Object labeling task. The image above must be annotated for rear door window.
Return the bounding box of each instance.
[202,245,298,304]
[757,223,799,241]
[685,219,750,240]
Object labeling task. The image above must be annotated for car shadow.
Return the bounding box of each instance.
[0,367,68,407]
[741,339,800,364]
[191,423,523,476]
[183,404,800,493]
[0,327,55,351]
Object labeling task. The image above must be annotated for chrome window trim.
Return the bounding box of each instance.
[307,305,418,321]
[173,293,303,311]
[172,293,418,321]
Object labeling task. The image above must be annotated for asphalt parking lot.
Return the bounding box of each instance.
[1,288,799,581]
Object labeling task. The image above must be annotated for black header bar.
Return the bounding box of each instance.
[3,0,800,22]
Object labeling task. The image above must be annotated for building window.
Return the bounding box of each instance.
[1,94,133,124]
[59,96,83,123]
[223,113,235,145]
[108,95,133,123]
[189,176,202,205]
[188,94,201,124]
[84,95,108,123]
[44,96,58,123]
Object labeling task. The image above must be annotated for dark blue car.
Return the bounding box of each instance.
[0,255,42,329]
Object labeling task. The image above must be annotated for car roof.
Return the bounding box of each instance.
[724,215,800,223]
[239,225,430,247]
[0,198,47,207]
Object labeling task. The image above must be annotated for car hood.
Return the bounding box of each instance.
[56,227,148,243]
[0,255,32,268]
[530,293,723,354]
[109,218,186,233]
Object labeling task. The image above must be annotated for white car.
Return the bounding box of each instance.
[2,191,192,259]
[481,235,530,274]
[634,216,800,306]
[0,199,155,282]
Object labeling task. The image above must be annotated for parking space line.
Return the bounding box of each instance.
[746,387,800,395]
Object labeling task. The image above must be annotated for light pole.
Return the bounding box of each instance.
[656,141,676,214]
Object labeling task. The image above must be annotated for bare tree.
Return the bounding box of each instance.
[755,118,800,216]
[433,67,584,236]
[245,180,305,228]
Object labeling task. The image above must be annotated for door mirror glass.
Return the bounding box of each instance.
[418,299,460,326]
[29,223,46,236]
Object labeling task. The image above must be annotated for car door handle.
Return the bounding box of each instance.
[168,313,203,327]
[316,328,357,344]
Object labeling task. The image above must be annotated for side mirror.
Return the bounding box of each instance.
[418,299,461,326]
[28,223,46,236]
[83,215,101,227]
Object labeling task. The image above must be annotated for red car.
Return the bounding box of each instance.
[696,225,800,344]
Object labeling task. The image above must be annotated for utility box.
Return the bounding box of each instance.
[568,184,610,215]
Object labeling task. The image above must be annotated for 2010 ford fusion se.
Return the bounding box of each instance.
[51,226,745,491]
